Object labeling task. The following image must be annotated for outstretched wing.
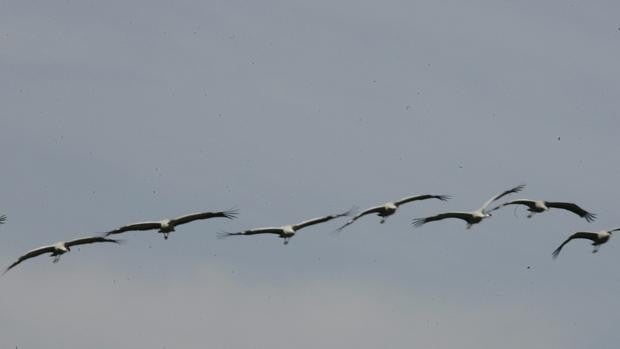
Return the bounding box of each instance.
[480,184,526,212]
[4,245,56,273]
[394,194,451,207]
[217,227,284,238]
[490,199,536,212]
[66,236,121,248]
[105,221,161,236]
[552,232,598,259]
[545,202,596,222]
[336,206,384,231]
[412,212,475,227]
[0,214,6,225]
[170,209,238,226]
[293,208,354,231]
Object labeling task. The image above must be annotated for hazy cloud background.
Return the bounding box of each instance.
[1,0,620,348]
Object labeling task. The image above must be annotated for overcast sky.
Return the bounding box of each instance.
[2,0,620,348]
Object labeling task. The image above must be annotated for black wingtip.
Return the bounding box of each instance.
[551,247,562,259]
[216,231,233,239]
[3,261,19,275]
[489,203,507,212]
[411,218,426,227]
[222,208,239,220]
[584,212,597,223]
[437,195,452,202]
[341,206,358,218]
[108,237,124,245]
[335,220,353,233]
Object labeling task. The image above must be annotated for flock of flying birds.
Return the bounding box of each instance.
[0,184,616,274]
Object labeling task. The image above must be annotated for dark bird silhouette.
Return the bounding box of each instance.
[413,185,525,229]
[552,228,620,258]
[0,214,6,225]
[493,200,595,222]
[219,208,353,244]
[5,236,121,273]
[105,209,238,239]
[337,194,450,231]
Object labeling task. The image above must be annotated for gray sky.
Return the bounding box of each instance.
[1,0,620,347]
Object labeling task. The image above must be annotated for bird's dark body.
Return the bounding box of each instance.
[378,207,396,218]
[593,235,610,245]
